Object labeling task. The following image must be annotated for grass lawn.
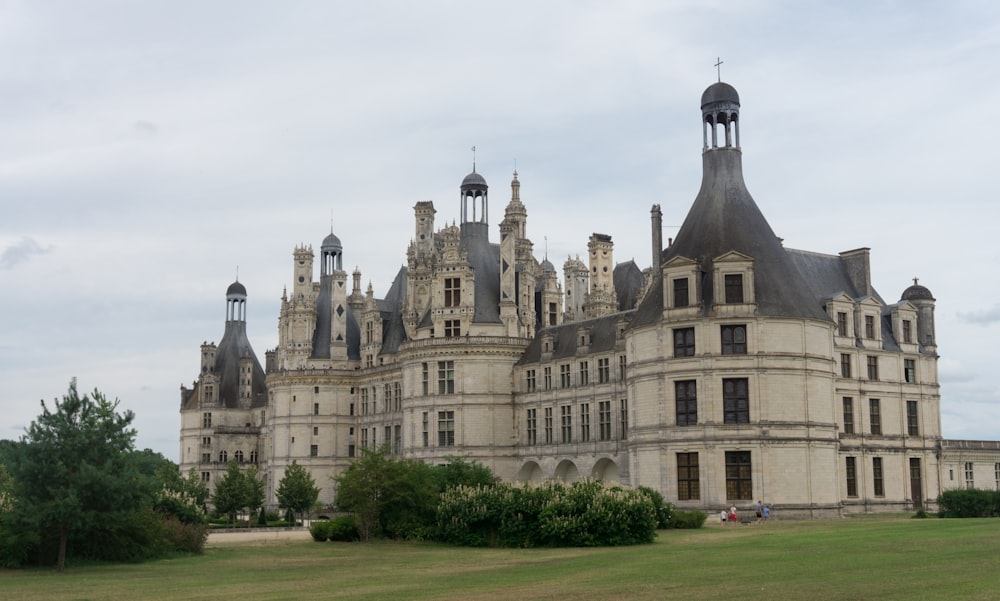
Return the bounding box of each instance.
[2,515,999,601]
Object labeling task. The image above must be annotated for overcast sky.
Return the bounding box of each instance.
[2,1,999,460]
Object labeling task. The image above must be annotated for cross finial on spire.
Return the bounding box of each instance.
[715,57,724,82]
[913,277,919,286]
[235,265,239,282]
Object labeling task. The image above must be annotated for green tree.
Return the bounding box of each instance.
[244,465,266,520]
[276,461,320,525]
[4,380,148,571]
[431,457,497,491]
[155,466,210,525]
[212,461,249,527]
[334,445,438,541]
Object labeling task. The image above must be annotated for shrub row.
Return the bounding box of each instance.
[310,515,359,542]
[937,488,1000,518]
[435,480,657,547]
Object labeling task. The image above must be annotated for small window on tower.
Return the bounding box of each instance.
[724,274,744,304]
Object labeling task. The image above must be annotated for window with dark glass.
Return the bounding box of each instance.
[846,457,858,497]
[561,405,572,443]
[526,408,537,445]
[675,380,697,426]
[725,451,752,500]
[869,398,881,435]
[721,325,747,355]
[673,277,690,308]
[598,358,610,383]
[841,353,851,378]
[579,361,589,386]
[873,457,885,496]
[837,312,848,336]
[422,412,428,447]
[902,319,912,343]
[867,355,879,381]
[904,359,915,383]
[865,315,875,339]
[843,397,854,434]
[674,327,695,357]
[310,444,318,457]
[422,362,429,395]
[438,360,455,394]
[906,400,919,436]
[444,319,460,337]
[580,403,590,442]
[438,410,455,447]
[560,364,571,388]
[543,367,552,390]
[443,277,461,307]
[724,274,744,303]
[544,407,553,444]
[526,369,536,392]
[619,398,628,440]
[723,378,749,424]
[677,453,700,500]
[598,400,612,441]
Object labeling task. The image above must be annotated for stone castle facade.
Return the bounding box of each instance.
[180,81,1000,517]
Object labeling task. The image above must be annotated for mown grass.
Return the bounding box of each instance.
[2,515,999,601]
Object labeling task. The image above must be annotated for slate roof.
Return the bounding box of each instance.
[460,222,502,324]
[613,260,644,311]
[214,319,267,408]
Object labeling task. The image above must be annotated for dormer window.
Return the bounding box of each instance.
[724,274,744,304]
[902,320,912,343]
[837,312,848,337]
[673,277,690,308]
[864,315,875,339]
[444,277,461,307]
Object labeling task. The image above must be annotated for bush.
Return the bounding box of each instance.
[637,486,673,529]
[436,480,656,548]
[667,509,707,529]
[327,515,359,542]
[937,488,1000,518]
[309,521,330,542]
[161,517,209,553]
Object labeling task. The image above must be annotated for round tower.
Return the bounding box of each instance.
[902,279,936,348]
[321,231,343,275]
[461,169,488,225]
[226,280,247,322]
[702,81,740,151]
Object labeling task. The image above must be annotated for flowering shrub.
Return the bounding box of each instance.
[436,480,655,547]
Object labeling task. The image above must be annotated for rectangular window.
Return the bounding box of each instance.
[438,360,455,394]
[580,404,591,442]
[314,386,320,394]
[867,356,879,381]
[725,451,752,500]
[619,398,628,440]
[422,412,428,447]
[202,436,211,447]
[348,444,355,458]
[843,397,854,434]
[202,412,212,428]
[310,444,318,457]
[869,399,881,435]
[619,355,627,381]
[438,411,455,447]
[422,362,429,395]
[598,400,612,441]
[674,327,695,357]
[840,353,851,378]
[544,407,553,444]
[865,315,875,339]
[675,380,698,426]
[560,364,571,388]
[361,429,368,447]
[385,426,392,451]
[837,312,848,336]
[903,319,912,343]
[873,457,885,497]
[677,453,700,500]
[365,321,374,344]
[906,400,919,436]
[965,461,975,489]
[723,378,750,424]
[548,302,558,326]
[444,277,461,307]
[313,426,319,436]
[724,273,744,304]
[526,408,537,445]
[201,472,210,483]
[526,369,537,392]
[673,277,689,308]
[201,452,211,463]
[394,424,401,454]
[721,324,747,355]
[361,388,369,415]
[561,405,572,443]
[995,463,1000,490]
[313,402,319,416]
[543,367,552,390]
[579,361,589,386]
[904,359,916,383]
[444,319,461,337]
[846,457,858,497]
[597,358,610,384]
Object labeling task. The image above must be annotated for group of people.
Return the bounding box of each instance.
[720,500,770,525]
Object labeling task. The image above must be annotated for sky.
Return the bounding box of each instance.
[2,1,999,461]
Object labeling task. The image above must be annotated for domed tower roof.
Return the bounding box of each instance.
[321,231,342,252]
[226,280,247,299]
[541,258,556,273]
[902,279,935,301]
[461,170,488,190]
[701,82,740,108]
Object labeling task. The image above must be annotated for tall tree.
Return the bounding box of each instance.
[276,461,320,525]
[212,460,250,527]
[6,380,145,571]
